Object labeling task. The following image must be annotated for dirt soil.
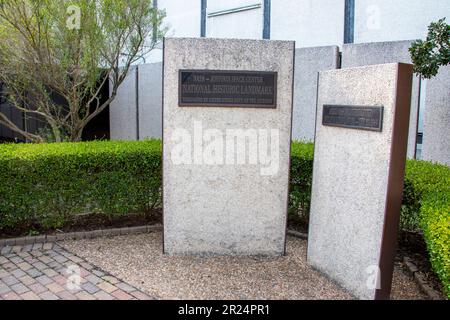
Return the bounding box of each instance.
[0,209,162,238]
[397,230,446,298]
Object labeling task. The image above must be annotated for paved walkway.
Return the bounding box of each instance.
[0,243,152,300]
[1,233,428,300]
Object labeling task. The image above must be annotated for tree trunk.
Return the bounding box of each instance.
[49,122,62,143]
[69,126,84,142]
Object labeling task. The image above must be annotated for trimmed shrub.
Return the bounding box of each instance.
[0,140,162,229]
[404,160,450,297]
[289,142,314,226]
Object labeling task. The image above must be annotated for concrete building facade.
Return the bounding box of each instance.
[146,0,449,61]
[109,0,449,164]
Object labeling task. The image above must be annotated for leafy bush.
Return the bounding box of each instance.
[409,18,450,79]
[0,140,162,229]
[289,142,314,226]
[0,139,448,296]
[403,160,450,296]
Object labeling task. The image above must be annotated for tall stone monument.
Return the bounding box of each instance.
[307,63,413,299]
[163,38,295,256]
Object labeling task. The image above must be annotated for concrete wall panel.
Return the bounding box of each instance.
[342,40,420,158]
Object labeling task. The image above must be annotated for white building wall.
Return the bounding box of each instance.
[354,0,450,43]
[206,0,263,39]
[147,0,450,54]
[271,0,345,48]
[160,0,201,38]
[145,0,202,63]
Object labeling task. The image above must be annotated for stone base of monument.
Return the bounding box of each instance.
[162,38,295,256]
[307,63,413,300]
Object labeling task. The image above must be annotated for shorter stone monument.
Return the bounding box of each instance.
[307,63,413,300]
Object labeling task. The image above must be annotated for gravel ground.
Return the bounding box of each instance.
[62,232,427,300]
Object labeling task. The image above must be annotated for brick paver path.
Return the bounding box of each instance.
[0,243,152,300]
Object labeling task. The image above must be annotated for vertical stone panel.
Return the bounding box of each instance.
[422,65,450,166]
[293,46,339,141]
[307,63,413,299]
[138,63,163,139]
[109,67,138,141]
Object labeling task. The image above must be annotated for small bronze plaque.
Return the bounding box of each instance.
[179,70,277,108]
[322,105,384,132]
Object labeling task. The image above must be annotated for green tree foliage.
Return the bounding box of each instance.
[0,0,166,142]
[409,18,450,79]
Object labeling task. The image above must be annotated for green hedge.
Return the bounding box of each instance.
[403,160,450,296]
[0,140,162,229]
[0,140,448,296]
[289,142,314,225]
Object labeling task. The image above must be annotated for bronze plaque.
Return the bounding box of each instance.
[322,105,384,132]
[179,70,277,108]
